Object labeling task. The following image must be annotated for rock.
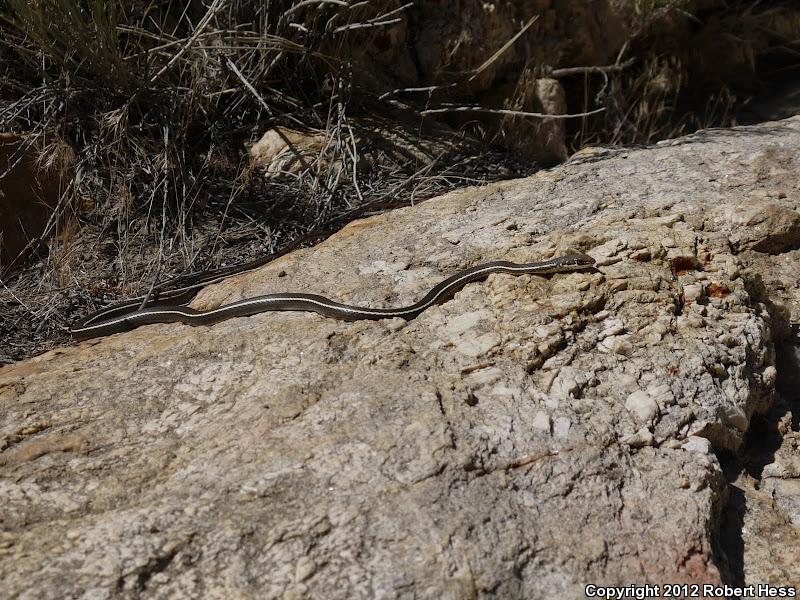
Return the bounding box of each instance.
[0,133,71,271]
[682,436,713,455]
[248,127,328,176]
[625,390,659,425]
[721,392,800,585]
[620,427,653,448]
[723,202,800,254]
[6,117,800,597]
[531,411,551,432]
[248,118,484,180]
[481,74,569,164]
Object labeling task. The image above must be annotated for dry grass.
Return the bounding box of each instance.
[1,0,799,362]
[0,0,491,360]
[564,1,800,149]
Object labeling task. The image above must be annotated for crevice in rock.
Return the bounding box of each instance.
[713,330,800,585]
[713,473,745,586]
[135,537,194,592]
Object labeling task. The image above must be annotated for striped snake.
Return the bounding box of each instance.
[71,253,596,340]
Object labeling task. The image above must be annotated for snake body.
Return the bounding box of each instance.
[71,254,595,340]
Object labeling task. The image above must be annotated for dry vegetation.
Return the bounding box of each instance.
[1,0,798,362]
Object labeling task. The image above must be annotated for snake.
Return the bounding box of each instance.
[71,253,596,340]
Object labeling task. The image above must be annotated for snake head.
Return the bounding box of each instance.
[560,253,596,269]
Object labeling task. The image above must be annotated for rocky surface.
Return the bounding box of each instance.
[718,334,800,586]
[2,117,800,598]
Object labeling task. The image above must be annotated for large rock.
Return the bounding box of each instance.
[2,118,800,598]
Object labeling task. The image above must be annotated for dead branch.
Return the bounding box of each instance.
[420,106,606,119]
[549,58,636,78]
[149,0,225,84]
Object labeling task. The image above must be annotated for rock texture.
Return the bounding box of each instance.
[2,118,800,598]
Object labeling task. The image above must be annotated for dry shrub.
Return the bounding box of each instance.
[1,0,799,361]
[0,0,516,360]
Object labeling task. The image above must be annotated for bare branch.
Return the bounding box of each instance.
[550,58,636,78]
[420,106,606,119]
[379,84,457,101]
[149,0,225,84]
[285,0,348,16]
[367,3,414,23]
[224,57,274,117]
[469,15,539,82]
[333,18,403,34]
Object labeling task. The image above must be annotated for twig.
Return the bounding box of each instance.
[367,2,414,23]
[420,106,606,119]
[210,157,253,258]
[469,15,539,82]
[224,57,273,117]
[333,18,403,34]
[224,57,306,129]
[369,151,443,206]
[615,41,630,66]
[139,135,169,310]
[285,0,348,16]
[0,84,51,124]
[550,58,636,77]
[149,0,225,84]
[379,83,457,101]
[0,276,32,313]
[345,122,363,205]
[321,0,408,32]
[262,50,287,81]
[0,103,58,180]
